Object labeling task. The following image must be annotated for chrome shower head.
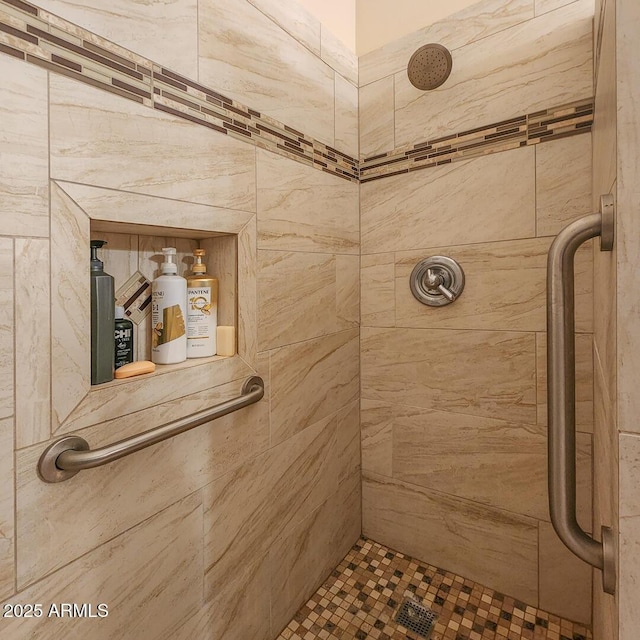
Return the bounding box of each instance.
[407,43,453,90]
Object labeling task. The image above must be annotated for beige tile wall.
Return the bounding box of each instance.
[0,2,361,634]
[617,1,640,637]
[34,0,199,78]
[359,0,593,158]
[593,0,640,638]
[198,0,357,149]
[361,135,595,623]
[0,0,621,637]
[358,0,599,625]
[592,0,618,637]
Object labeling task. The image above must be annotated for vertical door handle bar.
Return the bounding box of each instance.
[547,194,615,595]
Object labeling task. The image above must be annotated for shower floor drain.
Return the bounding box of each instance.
[394,597,437,639]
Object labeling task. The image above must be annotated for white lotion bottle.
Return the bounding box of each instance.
[151,248,187,364]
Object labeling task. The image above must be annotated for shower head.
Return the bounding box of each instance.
[407,43,453,90]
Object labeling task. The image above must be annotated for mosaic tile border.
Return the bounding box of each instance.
[0,0,359,183]
[360,100,594,183]
[278,537,592,640]
[0,0,592,186]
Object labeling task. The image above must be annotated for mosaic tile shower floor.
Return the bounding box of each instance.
[278,538,591,640]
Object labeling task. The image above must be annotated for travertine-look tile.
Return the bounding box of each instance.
[394,0,592,147]
[258,250,336,350]
[593,338,619,640]
[616,0,640,439]
[256,149,359,254]
[17,377,268,588]
[619,433,640,519]
[15,239,50,448]
[36,0,199,78]
[393,408,546,520]
[366,279,404,355]
[361,253,395,327]
[392,404,592,525]
[396,238,548,332]
[238,217,258,367]
[337,401,360,485]
[50,184,90,429]
[361,146,535,253]
[362,473,539,603]
[203,415,337,604]
[205,552,271,640]
[5,494,203,639]
[361,327,536,424]
[620,0,640,530]
[620,434,640,638]
[50,75,256,211]
[0,56,48,238]
[536,134,593,237]
[336,254,359,331]
[0,417,14,601]
[620,513,640,640]
[593,0,616,195]
[334,74,358,158]
[535,0,579,15]
[594,341,617,529]
[247,0,321,56]
[321,27,358,86]
[270,329,359,444]
[270,475,360,636]
[537,332,594,432]
[576,241,594,331]
[58,181,253,236]
[358,0,534,86]
[361,400,393,477]
[359,76,394,159]
[0,239,11,422]
[199,0,334,145]
[539,521,592,625]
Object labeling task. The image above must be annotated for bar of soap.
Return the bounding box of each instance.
[216,326,236,356]
[115,361,156,379]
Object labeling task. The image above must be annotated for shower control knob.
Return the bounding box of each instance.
[426,268,456,301]
[410,256,465,307]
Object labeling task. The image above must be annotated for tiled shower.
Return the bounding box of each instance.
[0,0,638,639]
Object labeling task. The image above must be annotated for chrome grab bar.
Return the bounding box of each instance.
[547,195,615,595]
[38,376,264,483]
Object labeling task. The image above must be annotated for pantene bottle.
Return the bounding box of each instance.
[186,249,218,358]
[151,248,187,364]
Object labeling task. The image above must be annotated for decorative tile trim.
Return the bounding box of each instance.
[278,537,593,640]
[360,99,593,183]
[0,0,359,183]
[0,0,592,186]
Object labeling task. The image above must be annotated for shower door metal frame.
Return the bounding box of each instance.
[547,194,616,595]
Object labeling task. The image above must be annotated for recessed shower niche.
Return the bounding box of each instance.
[51,180,257,437]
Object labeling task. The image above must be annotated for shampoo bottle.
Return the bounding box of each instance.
[90,240,115,385]
[114,306,134,370]
[186,249,218,358]
[151,248,187,364]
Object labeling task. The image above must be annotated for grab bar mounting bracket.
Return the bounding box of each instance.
[600,194,614,251]
[38,436,90,484]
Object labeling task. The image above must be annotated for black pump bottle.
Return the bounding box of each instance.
[90,240,115,384]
